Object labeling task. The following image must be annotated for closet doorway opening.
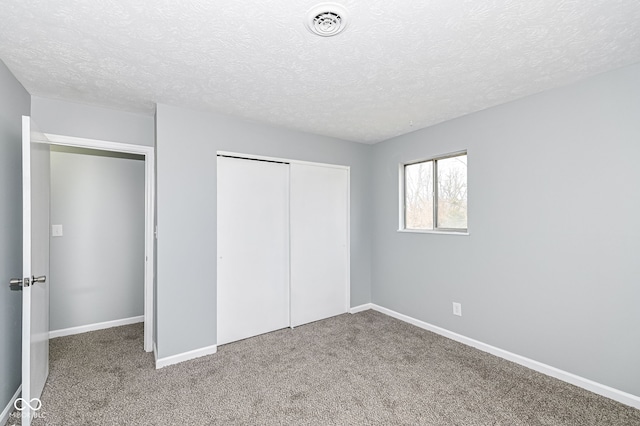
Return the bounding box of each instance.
[37,132,155,352]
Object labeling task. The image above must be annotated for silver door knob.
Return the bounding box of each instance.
[8,276,45,290]
[32,275,46,284]
[9,277,26,290]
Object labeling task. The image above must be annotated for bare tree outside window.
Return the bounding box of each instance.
[403,152,467,232]
[405,161,433,229]
[437,155,467,229]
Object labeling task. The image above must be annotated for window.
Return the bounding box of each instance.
[401,151,467,233]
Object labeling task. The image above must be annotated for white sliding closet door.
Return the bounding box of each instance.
[290,163,349,327]
[217,156,290,345]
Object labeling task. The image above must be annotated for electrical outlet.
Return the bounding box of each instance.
[452,302,462,316]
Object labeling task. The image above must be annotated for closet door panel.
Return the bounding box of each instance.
[290,163,348,327]
[217,156,290,345]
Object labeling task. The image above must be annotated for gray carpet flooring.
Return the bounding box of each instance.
[8,310,640,425]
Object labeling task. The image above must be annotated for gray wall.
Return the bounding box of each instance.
[0,61,29,415]
[31,97,154,146]
[49,147,145,331]
[155,104,372,359]
[371,63,640,397]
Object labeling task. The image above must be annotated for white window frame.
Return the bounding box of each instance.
[399,150,468,235]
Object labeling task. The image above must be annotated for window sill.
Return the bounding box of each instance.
[397,229,469,236]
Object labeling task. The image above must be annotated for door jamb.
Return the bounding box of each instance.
[32,132,155,352]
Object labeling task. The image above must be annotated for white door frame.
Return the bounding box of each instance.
[32,132,155,352]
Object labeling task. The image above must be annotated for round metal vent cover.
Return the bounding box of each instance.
[305,3,349,37]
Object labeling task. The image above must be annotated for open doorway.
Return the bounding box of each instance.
[34,132,155,353]
[49,145,145,341]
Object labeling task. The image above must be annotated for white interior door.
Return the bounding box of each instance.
[290,163,349,327]
[217,156,290,345]
[20,116,50,425]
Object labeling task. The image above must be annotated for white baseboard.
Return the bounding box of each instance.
[349,303,373,314]
[49,315,144,339]
[362,304,640,410]
[155,344,217,369]
[0,385,21,426]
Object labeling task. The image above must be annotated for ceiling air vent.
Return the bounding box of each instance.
[305,3,349,37]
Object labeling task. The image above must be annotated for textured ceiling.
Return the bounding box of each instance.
[1,1,640,143]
